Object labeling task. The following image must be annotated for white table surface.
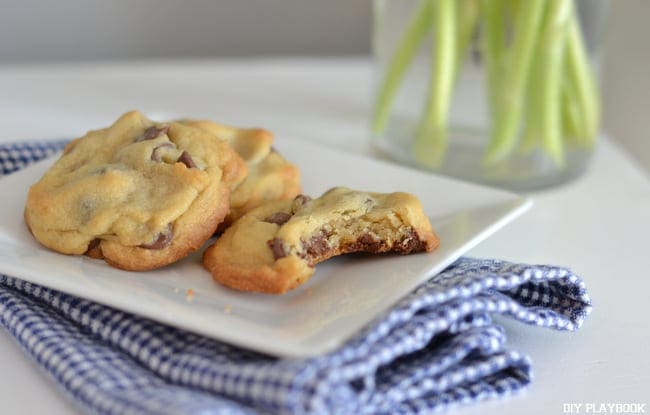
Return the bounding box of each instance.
[0,58,648,414]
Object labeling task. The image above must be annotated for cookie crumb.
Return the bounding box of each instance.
[306,288,314,295]
[186,288,195,302]
[223,304,232,314]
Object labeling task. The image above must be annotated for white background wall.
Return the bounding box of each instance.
[0,0,372,59]
[602,0,650,174]
[0,0,647,174]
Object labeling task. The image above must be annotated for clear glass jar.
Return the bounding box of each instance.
[372,0,607,191]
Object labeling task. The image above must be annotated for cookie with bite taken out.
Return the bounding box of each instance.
[203,187,439,294]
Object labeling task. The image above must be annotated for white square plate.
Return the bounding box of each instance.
[0,137,530,358]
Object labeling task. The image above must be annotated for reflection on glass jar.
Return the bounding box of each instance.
[372,0,607,191]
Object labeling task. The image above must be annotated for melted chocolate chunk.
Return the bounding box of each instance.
[395,228,426,254]
[263,212,292,225]
[140,223,173,249]
[268,238,287,260]
[303,230,330,257]
[356,233,384,253]
[178,151,197,168]
[344,233,388,254]
[151,142,174,161]
[136,125,170,142]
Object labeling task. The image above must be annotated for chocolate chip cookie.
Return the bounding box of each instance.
[203,187,439,294]
[181,120,301,226]
[25,111,246,271]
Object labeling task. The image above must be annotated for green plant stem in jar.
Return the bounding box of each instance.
[413,0,457,167]
[372,0,604,190]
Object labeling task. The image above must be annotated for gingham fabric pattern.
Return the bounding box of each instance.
[0,139,68,175]
[0,142,592,415]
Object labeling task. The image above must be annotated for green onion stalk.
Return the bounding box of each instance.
[413,0,456,167]
[372,0,601,169]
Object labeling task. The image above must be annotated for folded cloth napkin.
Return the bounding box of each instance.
[0,142,592,415]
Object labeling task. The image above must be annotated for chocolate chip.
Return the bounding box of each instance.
[267,238,287,260]
[395,228,426,254]
[358,234,375,244]
[151,142,174,161]
[263,212,292,225]
[340,232,389,255]
[80,197,96,223]
[136,125,170,142]
[357,233,384,252]
[291,194,312,213]
[178,151,197,168]
[304,230,330,257]
[140,223,173,249]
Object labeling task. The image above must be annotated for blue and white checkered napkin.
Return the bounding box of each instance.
[0,142,592,415]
